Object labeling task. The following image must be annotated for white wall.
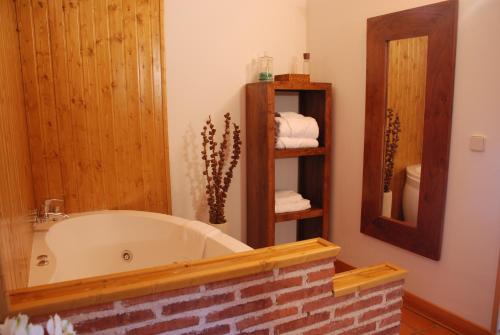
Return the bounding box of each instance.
[307,0,500,328]
[165,0,307,241]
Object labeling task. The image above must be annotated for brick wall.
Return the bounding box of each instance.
[31,257,404,334]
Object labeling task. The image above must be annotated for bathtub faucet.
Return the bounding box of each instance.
[36,199,69,224]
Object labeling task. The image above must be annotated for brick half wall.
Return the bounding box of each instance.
[30,257,404,335]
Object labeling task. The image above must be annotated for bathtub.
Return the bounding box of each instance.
[28,211,252,286]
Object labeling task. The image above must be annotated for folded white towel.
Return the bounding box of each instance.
[274,190,312,213]
[275,112,319,139]
[275,137,319,149]
[275,199,311,213]
[279,112,302,119]
[275,190,303,204]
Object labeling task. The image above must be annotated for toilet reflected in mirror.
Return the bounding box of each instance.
[402,164,421,225]
[381,36,427,227]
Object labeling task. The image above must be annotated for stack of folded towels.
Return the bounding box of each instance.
[275,112,319,149]
[275,190,311,213]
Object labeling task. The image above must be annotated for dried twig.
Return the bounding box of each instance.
[201,113,242,224]
[383,109,401,193]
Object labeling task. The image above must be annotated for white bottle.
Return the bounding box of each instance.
[303,53,310,75]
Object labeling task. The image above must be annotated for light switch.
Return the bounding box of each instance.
[470,135,486,152]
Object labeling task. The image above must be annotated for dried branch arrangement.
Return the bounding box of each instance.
[201,113,242,224]
[383,109,401,193]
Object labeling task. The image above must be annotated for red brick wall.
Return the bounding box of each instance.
[32,257,404,334]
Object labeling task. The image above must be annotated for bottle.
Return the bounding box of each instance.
[303,53,310,75]
[258,53,273,81]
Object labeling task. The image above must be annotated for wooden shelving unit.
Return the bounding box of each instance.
[246,81,332,248]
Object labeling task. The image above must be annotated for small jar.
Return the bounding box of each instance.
[303,53,310,75]
[258,54,273,81]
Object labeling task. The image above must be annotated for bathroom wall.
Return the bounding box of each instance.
[0,0,36,294]
[15,0,171,214]
[308,0,500,328]
[165,0,308,240]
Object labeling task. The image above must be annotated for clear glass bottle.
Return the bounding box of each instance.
[258,53,273,81]
[303,53,310,75]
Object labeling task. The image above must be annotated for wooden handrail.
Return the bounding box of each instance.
[9,238,340,316]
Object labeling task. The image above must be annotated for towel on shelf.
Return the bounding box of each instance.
[275,200,311,214]
[275,137,319,149]
[275,112,319,139]
[275,190,304,203]
[275,190,312,214]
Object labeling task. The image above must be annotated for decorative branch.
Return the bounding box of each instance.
[383,109,401,193]
[200,113,242,224]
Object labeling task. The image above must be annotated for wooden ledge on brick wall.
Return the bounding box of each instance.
[8,238,340,316]
[332,263,407,297]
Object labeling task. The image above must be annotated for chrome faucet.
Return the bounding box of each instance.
[36,199,69,224]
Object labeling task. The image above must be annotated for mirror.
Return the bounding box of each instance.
[361,0,458,260]
[382,36,427,226]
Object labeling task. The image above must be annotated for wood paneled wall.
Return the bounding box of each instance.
[386,36,427,221]
[0,0,36,298]
[15,0,171,214]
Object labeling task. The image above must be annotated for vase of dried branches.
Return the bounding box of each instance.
[201,113,242,232]
[382,109,401,217]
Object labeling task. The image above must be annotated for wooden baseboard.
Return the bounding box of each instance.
[491,251,500,333]
[334,259,493,335]
[404,291,492,335]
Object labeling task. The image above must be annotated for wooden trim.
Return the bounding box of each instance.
[361,0,459,260]
[159,0,172,214]
[492,251,500,333]
[274,147,327,158]
[273,81,330,91]
[336,260,493,334]
[275,207,323,223]
[7,238,340,316]
[0,271,8,319]
[404,291,493,335]
[332,263,407,297]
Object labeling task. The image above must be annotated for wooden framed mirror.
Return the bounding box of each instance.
[361,0,458,260]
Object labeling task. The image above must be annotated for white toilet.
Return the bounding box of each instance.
[402,164,421,224]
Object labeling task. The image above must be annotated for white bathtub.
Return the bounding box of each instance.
[28,211,252,286]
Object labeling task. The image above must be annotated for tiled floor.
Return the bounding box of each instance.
[400,307,458,334]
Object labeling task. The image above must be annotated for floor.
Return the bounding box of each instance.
[401,307,458,335]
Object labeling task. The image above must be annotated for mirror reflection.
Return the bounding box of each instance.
[381,36,428,226]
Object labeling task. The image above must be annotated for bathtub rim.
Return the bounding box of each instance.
[8,238,340,317]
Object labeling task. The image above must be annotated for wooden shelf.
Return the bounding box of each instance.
[246,81,332,248]
[273,81,331,91]
[275,207,324,223]
[275,147,326,158]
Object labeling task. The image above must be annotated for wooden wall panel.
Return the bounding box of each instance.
[0,0,36,297]
[386,36,427,221]
[16,0,171,214]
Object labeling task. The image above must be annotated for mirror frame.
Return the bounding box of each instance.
[361,0,458,260]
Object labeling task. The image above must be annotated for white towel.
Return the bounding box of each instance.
[275,137,319,149]
[275,190,303,203]
[275,190,312,213]
[275,112,319,139]
[275,199,311,213]
[279,112,302,119]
